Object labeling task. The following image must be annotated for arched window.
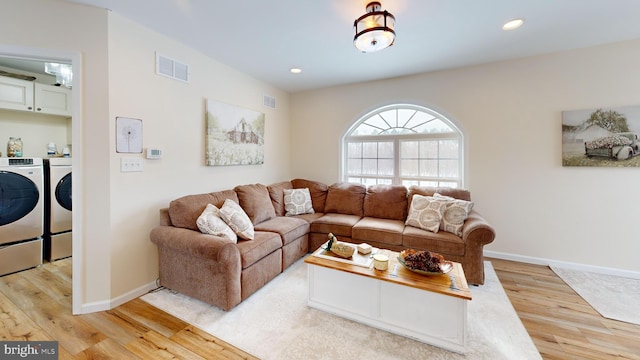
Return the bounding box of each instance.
[342,104,464,188]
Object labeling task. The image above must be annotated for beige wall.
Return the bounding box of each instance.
[106,15,291,299]
[0,110,70,156]
[291,39,640,274]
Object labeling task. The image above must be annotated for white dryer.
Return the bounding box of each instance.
[44,157,72,261]
[0,157,44,276]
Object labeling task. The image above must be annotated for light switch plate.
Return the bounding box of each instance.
[121,158,144,172]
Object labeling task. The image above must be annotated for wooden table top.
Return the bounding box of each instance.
[305,247,472,301]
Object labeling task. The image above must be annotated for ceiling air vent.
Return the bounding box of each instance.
[156,52,189,83]
[263,94,276,109]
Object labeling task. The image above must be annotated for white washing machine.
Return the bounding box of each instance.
[0,157,44,276]
[44,157,72,261]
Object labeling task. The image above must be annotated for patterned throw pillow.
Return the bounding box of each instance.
[405,194,448,233]
[434,193,474,236]
[196,204,238,242]
[219,199,255,240]
[284,188,315,216]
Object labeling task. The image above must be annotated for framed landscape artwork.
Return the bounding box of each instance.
[562,105,640,167]
[205,99,265,166]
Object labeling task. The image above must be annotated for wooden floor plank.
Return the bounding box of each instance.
[19,264,72,305]
[112,298,188,338]
[125,329,206,359]
[171,325,260,360]
[81,308,150,346]
[74,338,141,359]
[0,291,53,341]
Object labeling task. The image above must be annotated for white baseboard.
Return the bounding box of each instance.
[78,280,159,314]
[485,250,640,280]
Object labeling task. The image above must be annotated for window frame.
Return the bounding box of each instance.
[340,104,465,188]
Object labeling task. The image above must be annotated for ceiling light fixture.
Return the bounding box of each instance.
[290,68,302,74]
[354,1,396,53]
[502,18,524,31]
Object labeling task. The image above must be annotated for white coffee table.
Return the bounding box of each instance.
[304,245,472,354]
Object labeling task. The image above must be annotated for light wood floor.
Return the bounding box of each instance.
[0,258,257,359]
[490,258,640,360]
[1,257,639,359]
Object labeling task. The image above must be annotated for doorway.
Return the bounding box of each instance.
[0,45,82,314]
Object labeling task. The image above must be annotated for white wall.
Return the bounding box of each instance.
[291,39,640,274]
[106,14,291,298]
[0,109,69,157]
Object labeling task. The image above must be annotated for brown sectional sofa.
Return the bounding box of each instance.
[150,179,495,311]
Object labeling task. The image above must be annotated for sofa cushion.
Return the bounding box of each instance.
[324,182,366,216]
[219,199,255,240]
[235,231,282,269]
[403,225,465,256]
[291,212,325,223]
[405,194,448,233]
[267,181,293,216]
[284,188,315,216]
[434,193,474,236]
[196,204,237,242]
[310,213,362,237]
[408,185,471,207]
[352,217,404,246]
[169,190,238,231]
[254,216,310,246]
[234,183,276,225]
[291,178,328,213]
[363,184,408,221]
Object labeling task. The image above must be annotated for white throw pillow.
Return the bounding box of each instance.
[219,199,255,240]
[196,204,237,242]
[284,188,315,216]
[434,193,474,236]
[405,194,448,233]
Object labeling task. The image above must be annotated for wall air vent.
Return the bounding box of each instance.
[156,52,190,83]
[263,94,276,109]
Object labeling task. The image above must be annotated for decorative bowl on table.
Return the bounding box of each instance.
[398,249,453,275]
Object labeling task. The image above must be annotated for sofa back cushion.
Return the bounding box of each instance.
[324,182,366,216]
[168,190,238,230]
[291,178,329,213]
[364,184,408,221]
[234,183,276,225]
[267,181,293,216]
[408,186,471,216]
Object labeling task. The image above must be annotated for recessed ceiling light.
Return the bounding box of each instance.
[290,68,302,74]
[502,18,524,31]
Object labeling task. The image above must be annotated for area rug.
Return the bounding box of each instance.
[141,259,541,359]
[551,266,640,325]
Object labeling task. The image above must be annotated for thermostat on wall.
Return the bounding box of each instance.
[146,148,162,159]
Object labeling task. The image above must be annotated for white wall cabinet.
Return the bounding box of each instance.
[0,76,72,117]
[34,83,72,116]
[0,76,35,112]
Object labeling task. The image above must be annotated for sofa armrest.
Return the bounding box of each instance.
[461,210,495,246]
[150,225,242,310]
[460,210,495,285]
[150,226,240,263]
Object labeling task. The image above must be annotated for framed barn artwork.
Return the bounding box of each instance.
[562,105,640,167]
[205,99,265,166]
